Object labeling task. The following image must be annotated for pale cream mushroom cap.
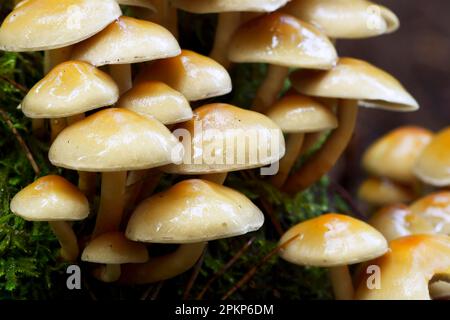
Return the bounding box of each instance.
[409,192,450,235]
[0,0,121,51]
[49,108,182,172]
[172,0,290,13]
[126,179,264,243]
[21,61,119,118]
[10,175,89,221]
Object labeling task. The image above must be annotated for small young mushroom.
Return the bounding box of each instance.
[121,179,264,284]
[278,213,388,300]
[135,50,232,102]
[172,0,289,68]
[413,126,450,187]
[81,231,148,282]
[284,57,419,194]
[49,108,182,237]
[72,16,181,94]
[358,177,417,208]
[228,12,337,112]
[355,235,450,300]
[10,175,89,261]
[266,93,338,187]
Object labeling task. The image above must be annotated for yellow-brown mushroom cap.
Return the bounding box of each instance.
[81,232,149,264]
[355,235,450,300]
[279,213,388,267]
[135,50,232,101]
[10,175,89,221]
[126,179,264,243]
[362,126,433,183]
[265,94,338,133]
[290,57,419,111]
[358,177,417,207]
[0,0,121,51]
[163,103,285,174]
[228,12,337,69]
[409,192,450,235]
[71,16,180,66]
[414,127,450,187]
[172,0,289,13]
[116,81,192,125]
[49,108,182,172]
[21,61,119,118]
[282,0,399,39]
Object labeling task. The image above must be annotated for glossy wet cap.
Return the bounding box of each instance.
[21,61,119,118]
[0,0,121,51]
[82,232,149,264]
[290,57,419,111]
[414,127,450,187]
[126,179,264,243]
[362,126,433,183]
[135,50,232,101]
[163,103,285,174]
[49,108,182,172]
[282,0,399,39]
[116,81,192,125]
[172,0,289,12]
[229,12,337,69]
[10,175,89,221]
[266,93,338,133]
[71,16,180,66]
[358,177,416,207]
[409,192,450,235]
[279,213,388,267]
[355,235,450,300]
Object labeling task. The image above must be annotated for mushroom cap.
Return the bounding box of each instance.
[414,127,450,187]
[228,12,337,69]
[369,204,433,241]
[172,0,289,13]
[290,57,419,111]
[355,235,450,300]
[279,213,388,267]
[81,232,149,264]
[71,16,180,66]
[282,0,399,39]
[21,61,119,118]
[362,126,433,183]
[0,0,121,52]
[409,192,450,235]
[163,103,285,174]
[358,177,416,207]
[126,179,264,243]
[135,50,232,101]
[265,94,338,133]
[116,81,192,125]
[49,108,182,172]
[10,175,89,221]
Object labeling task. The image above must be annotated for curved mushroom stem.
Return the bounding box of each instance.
[109,64,132,95]
[48,221,79,262]
[120,242,207,284]
[210,12,241,69]
[92,264,121,283]
[150,0,178,38]
[203,172,228,185]
[299,131,325,157]
[270,133,304,188]
[253,65,289,113]
[329,265,354,300]
[283,100,358,194]
[93,171,127,237]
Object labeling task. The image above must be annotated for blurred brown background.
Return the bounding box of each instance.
[334,0,450,196]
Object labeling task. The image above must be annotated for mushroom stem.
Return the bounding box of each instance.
[93,171,127,236]
[210,12,241,69]
[283,100,358,194]
[66,114,85,125]
[92,264,121,283]
[299,131,325,157]
[78,171,97,199]
[328,265,354,300]
[203,172,228,185]
[151,0,178,38]
[48,221,79,262]
[109,64,132,94]
[120,242,207,284]
[253,65,289,113]
[270,133,304,188]
[50,117,67,142]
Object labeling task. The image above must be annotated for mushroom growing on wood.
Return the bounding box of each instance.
[10,175,89,261]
